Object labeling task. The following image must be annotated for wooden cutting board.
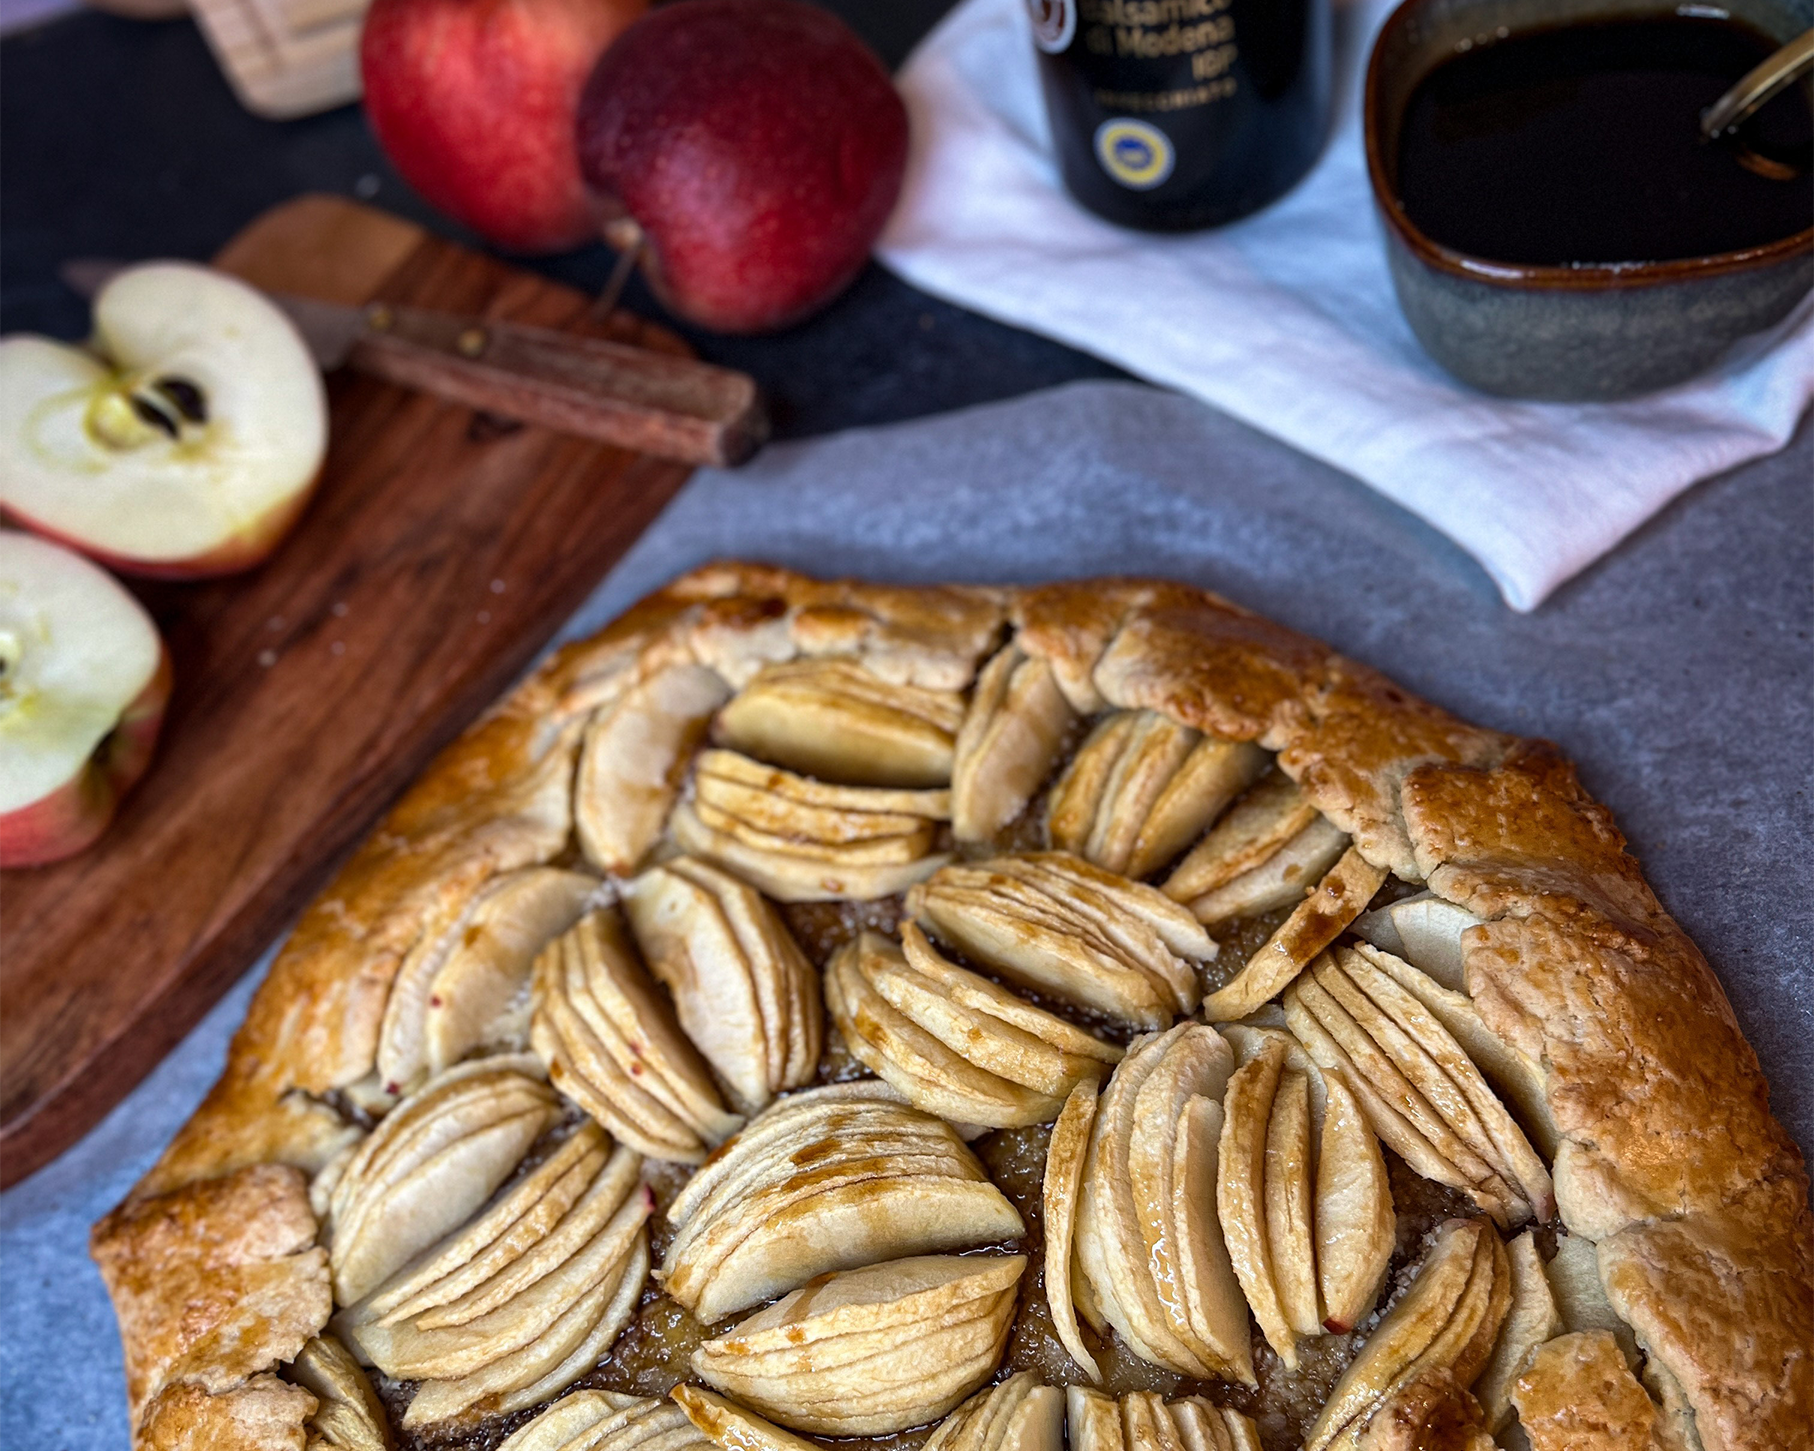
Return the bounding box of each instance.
[0,194,698,1188]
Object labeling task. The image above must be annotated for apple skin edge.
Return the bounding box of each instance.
[0,645,172,869]
[361,0,649,255]
[1,468,322,580]
[575,0,909,334]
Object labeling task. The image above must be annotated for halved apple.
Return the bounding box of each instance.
[0,531,170,867]
[1,263,327,575]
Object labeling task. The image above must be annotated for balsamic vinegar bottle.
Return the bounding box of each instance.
[1028,0,1333,230]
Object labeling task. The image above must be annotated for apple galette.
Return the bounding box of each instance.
[90,566,1810,1451]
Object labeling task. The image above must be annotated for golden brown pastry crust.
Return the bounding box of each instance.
[138,1376,316,1451]
[1512,1332,1667,1451]
[91,1164,329,1433]
[91,564,1811,1451]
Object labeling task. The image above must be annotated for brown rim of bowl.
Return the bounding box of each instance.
[1363,0,1814,292]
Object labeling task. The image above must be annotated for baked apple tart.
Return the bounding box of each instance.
[90,566,1810,1451]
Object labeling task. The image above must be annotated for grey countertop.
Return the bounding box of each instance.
[4,380,1809,1450]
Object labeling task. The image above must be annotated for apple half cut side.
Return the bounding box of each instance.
[0,531,171,867]
[0,262,327,577]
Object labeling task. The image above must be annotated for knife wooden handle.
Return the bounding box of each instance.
[349,305,768,467]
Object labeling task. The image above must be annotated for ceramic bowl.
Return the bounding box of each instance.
[1364,0,1814,400]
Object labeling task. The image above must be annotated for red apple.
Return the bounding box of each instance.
[0,263,327,578]
[0,532,172,869]
[362,0,649,254]
[575,0,909,333]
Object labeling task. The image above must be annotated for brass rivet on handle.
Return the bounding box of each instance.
[365,303,395,330]
[456,327,488,357]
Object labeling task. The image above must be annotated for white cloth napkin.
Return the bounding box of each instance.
[876,0,1814,609]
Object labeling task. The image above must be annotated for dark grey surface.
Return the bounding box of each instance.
[5,380,1808,1451]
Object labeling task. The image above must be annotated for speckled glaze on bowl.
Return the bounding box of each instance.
[1365,0,1814,400]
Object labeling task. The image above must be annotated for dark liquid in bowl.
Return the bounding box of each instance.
[1395,15,1814,265]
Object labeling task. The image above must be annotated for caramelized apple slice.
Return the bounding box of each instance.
[1067,1387,1127,1451]
[622,856,819,1113]
[1266,1068,1321,1338]
[1047,713,1139,858]
[1216,1035,1296,1365]
[400,1235,648,1426]
[1086,714,1199,874]
[1128,1027,1237,1369]
[576,662,730,875]
[1128,737,1270,881]
[901,923,1123,1069]
[1474,1230,1561,1429]
[350,1181,651,1380]
[664,1145,1021,1323]
[1170,1094,1251,1385]
[1200,846,1386,1022]
[288,1336,390,1451]
[498,1392,683,1451]
[1182,817,1352,927]
[532,910,742,1162]
[714,658,964,788]
[922,1373,1062,1451]
[951,643,1077,841]
[909,854,1211,1027]
[1314,1066,1394,1334]
[673,1384,821,1451]
[692,1255,1025,1435]
[828,934,1067,1126]
[1354,942,1558,1158]
[1043,1080,1103,1381]
[1079,1024,1251,1382]
[373,1141,618,1332]
[1339,947,1553,1222]
[1286,967,1515,1223]
[1163,769,1319,900]
[1305,1220,1485,1451]
[328,1062,559,1305]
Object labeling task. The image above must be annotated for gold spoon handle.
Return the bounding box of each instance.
[1702,26,1814,138]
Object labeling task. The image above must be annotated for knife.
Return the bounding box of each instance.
[60,260,768,468]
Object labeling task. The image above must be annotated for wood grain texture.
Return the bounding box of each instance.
[0,195,694,1187]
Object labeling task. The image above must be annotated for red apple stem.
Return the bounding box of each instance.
[592,227,645,322]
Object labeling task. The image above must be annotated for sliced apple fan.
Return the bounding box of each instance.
[661,1082,1022,1323]
[922,1372,1065,1451]
[326,1082,651,1430]
[287,1336,390,1451]
[621,855,820,1114]
[1305,1218,1510,1451]
[825,927,1122,1129]
[950,642,1078,842]
[531,908,743,1163]
[576,662,732,876]
[375,867,601,1100]
[1285,946,1554,1226]
[1047,709,1269,880]
[691,1254,1025,1435]
[907,852,1214,1029]
[1068,1388,1261,1451]
[500,1389,711,1451]
[713,657,965,788]
[669,748,952,900]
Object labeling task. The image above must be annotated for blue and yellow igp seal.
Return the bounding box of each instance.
[1093,118,1175,191]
